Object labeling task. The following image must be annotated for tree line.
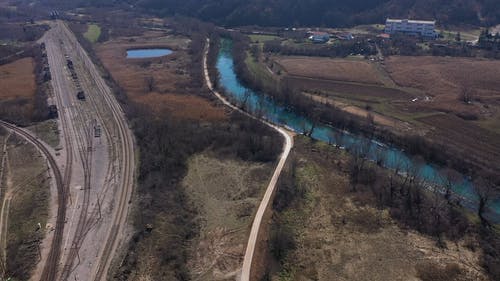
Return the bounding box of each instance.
[124,0,498,28]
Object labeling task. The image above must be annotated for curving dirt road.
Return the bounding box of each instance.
[203,39,293,281]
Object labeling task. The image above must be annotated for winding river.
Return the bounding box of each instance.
[215,38,500,221]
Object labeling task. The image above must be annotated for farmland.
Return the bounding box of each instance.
[385,56,500,116]
[259,50,500,174]
[275,56,383,85]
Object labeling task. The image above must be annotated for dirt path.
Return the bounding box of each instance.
[203,39,293,281]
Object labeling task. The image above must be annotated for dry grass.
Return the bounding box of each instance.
[4,134,49,280]
[275,56,383,85]
[135,92,226,121]
[183,153,272,280]
[270,137,488,281]
[386,56,500,113]
[0,58,35,100]
[96,31,226,121]
[418,114,500,173]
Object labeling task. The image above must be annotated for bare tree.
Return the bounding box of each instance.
[439,168,462,204]
[473,177,497,227]
[348,139,371,192]
[241,89,252,110]
[459,85,474,104]
[145,76,155,92]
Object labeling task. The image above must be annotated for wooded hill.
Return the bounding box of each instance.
[129,0,498,27]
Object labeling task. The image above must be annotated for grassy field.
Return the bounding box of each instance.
[83,24,101,43]
[267,137,488,281]
[437,28,481,42]
[3,133,49,280]
[245,51,277,90]
[28,119,60,148]
[183,152,272,280]
[249,34,280,43]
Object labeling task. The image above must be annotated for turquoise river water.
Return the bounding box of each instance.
[215,38,500,221]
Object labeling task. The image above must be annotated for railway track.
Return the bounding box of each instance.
[39,29,74,281]
[53,21,135,281]
[0,121,66,281]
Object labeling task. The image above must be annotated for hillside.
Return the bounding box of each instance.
[130,0,499,27]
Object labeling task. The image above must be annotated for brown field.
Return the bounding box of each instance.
[284,76,412,100]
[417,114,500,174]
[0,57,36,100]
[135,92,226,121]
[386,56,500,114]
[96,31,226,121]
[0,57,36,118]
[275,56,383,85]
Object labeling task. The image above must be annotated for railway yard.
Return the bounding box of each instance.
[0,20,137,281]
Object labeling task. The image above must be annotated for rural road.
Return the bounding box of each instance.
[203,39,293,281]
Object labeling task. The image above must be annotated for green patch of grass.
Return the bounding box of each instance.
[437,28,481,42]
[28,119,60,149]
[473,113,500,134]
[84,24,101,43]
[248,34,280,43]
[245,51,276,89]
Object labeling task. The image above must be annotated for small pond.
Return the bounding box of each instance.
[126,48,173,59]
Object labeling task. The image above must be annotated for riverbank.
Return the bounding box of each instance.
[211,35,500,281]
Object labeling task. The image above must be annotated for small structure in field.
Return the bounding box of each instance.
[308,31,331,43]
[384,18,437,39]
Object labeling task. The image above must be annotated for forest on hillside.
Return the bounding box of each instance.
[117,0,497,27]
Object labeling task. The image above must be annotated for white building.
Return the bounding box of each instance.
[384,19,437,38]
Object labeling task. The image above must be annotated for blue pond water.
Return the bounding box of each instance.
[126,48,173,59]
[215,38,500,221]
